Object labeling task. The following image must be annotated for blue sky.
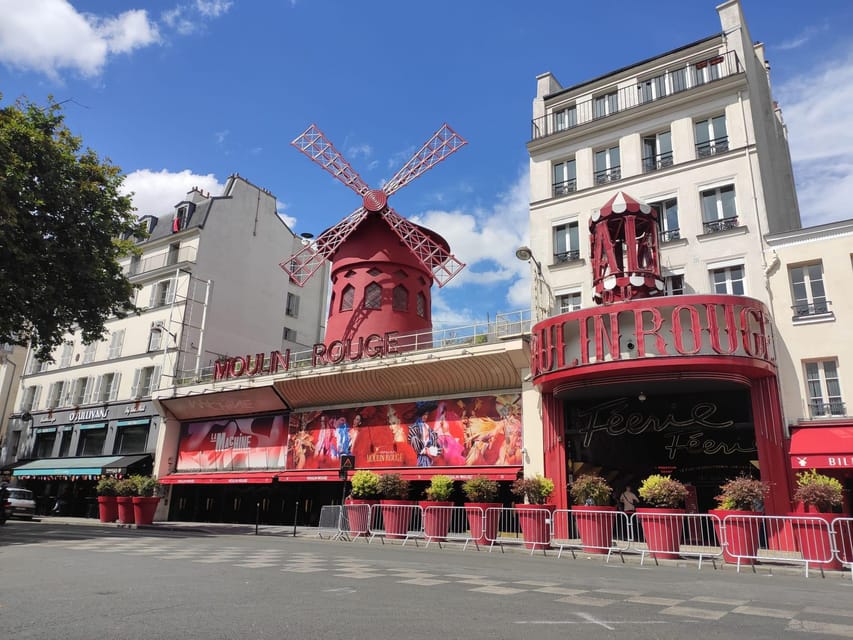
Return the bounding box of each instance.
[2,0,852,328]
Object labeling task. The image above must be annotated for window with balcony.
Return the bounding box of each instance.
[392,285,408,311]
[82,342,97,363]
[554,105,577,132]
[553,159,576,196]
[649,197,679,242]
[642,131,673,172]
[365,283,382,309]
[108,330,125,359]
[131,366,160,399]
[593,91,618,119]
[637,74,667,104]
[790,263,830,318]
[693,55,724,85]
[665,273,685,296]
[805,360,845,417]
[59,342,74,368]
[286,292,300,317]
[341,284,355,311]
[594,146,620,184]
[556,291,582,313]
[701,185,738,233]
[77,425,107,456]
[553,221,580,263]
[695,115,728,157]
[710,265,745,295]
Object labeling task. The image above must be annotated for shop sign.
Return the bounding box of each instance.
[68,408,108,422]
[793,455,853,469]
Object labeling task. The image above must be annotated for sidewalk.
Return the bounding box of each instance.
[19,515,307,537]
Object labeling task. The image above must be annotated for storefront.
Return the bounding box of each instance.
[789,424,853,513]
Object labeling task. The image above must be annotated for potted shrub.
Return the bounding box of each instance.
[636,474,689,559]
[710,476,769,565]
[569,475,615,554]
[511,475,556,550]
[378,473,414,540]
[131,475,161,526]
[345,470,380,538]
[115,478,137,525]
[96,477,118,523]
[462,476,501,546]
[791,469,847,570]
[421,475,455,541]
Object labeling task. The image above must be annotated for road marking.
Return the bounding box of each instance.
[594,588,635,596]
[514,580,561,587]
[690,596,748,606]
[323,587,356,594]
[334,573,384,579]
[802,607,853,619]
[576,612,615,630]
[555,595,615,607]
[628,596,684,607]
[660,606,728,620]
[397,578,451,586]
[732,606,794,619]
[788,619,853,638]
[470,585,527,595]
[534,587,588,596]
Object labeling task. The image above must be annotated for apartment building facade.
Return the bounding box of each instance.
[3,175,328,515]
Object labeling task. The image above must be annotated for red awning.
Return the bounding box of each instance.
[159,472,277,485]
[789,426,853,470]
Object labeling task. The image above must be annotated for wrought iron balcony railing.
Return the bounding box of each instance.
[702,216,738,234]
[792,300,832,318]
[594,167,621,185]
[531,51,741,140]
[660,229,681,243]
[642,152,674,173]
[808,400,847,418]
[554,249,581,263]
[553,179,577,196]
[696,136,730,158]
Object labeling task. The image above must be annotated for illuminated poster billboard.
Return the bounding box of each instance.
[176,414,288,472]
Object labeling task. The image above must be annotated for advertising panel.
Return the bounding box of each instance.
[176,414,288,472]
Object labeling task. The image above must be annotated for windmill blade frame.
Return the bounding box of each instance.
[291,124,371,196]
[383,123,467,196]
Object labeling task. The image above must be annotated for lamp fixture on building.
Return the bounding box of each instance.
[516,245,552,321]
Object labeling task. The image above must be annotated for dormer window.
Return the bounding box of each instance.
[173,205,189,232]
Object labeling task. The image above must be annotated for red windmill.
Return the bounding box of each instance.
[280,124,467,349]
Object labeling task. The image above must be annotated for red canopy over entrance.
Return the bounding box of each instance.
[789,426,853,469]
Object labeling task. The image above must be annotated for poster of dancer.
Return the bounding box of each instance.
[176,414,288,471]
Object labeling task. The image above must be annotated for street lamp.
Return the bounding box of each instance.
[516,245,552,321]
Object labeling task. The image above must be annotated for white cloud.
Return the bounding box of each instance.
[275,200,298,230]
[776,45,853,226]
[0,0,159,78]
[162,1,233,36]
[122,169,225,217]
[195,0,232,18]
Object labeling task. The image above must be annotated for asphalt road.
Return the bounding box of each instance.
[1,520,851,639]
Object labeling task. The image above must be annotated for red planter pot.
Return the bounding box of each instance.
[116,496,135,525]
[515,504,555,550]
[574,505,617,554]
[789,511,850,571]
[636,508,684,559]
[380,500,416,539]
[464,503,502,546]
[709,509,761,565]
[344,499,376,537]
[97,496,118,523]
[132,497,160,526]
[419,501,453,540]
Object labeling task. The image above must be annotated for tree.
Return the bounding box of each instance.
[0,94,141,361]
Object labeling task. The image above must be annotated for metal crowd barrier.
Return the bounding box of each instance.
[629,512,723,569]
[832,517,853,581]
[485,506,550,556]
[421,505,478,549]
[368,503,424,546]
[551,508,632,561]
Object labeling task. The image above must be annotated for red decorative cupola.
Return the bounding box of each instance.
[590,191,664,304]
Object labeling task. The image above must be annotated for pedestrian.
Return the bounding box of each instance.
[619,485,639,513]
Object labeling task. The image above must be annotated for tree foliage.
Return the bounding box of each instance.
[0,94,140,360]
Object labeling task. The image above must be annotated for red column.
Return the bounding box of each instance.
[541,392,568,510]
[751,376,792,515]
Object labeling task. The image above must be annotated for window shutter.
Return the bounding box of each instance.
[148,283,157,308]
[82,377,94,404]
[131,369,141,398]
[166,279,176,304]
[92,376,103,403]
[60,380,72,406]
[109,373,122,401]
[152,366,162,393]
[32,385,41,410]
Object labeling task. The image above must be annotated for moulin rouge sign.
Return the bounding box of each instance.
[214,332,400,381]
[531,296,774,379]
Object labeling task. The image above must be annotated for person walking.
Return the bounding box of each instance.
[619,485,639,513]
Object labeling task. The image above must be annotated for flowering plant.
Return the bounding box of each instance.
[511,475,555,505]
[96,477,117,497]
[462,476,499,502]
[794,469,843,512]
[569,475,613,506]
[638,474,688,509]
[715,476,768,511]
[378,473,411,500]
[349,470,380,499]
[424,475,454,501]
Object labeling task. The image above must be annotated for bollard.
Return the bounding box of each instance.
[293,500,299,537]
[255,501,260,535]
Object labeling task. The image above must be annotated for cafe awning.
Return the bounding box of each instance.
[158,472,278,485]
[11,454,152,478]
[789,426,853,469]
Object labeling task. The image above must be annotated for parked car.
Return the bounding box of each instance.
[5,487,36,520]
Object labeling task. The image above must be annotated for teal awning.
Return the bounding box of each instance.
[11,455,142,477]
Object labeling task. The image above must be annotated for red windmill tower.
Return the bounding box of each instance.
[280,124,467,349]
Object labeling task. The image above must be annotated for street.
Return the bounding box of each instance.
[1,520,851,639]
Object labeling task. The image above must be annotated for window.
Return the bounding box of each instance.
[149,279,175,308]
[555,292,582,313]
[365,283,382,309]
[553,221,580,263]
[701,185,737,232]
[108,330,125,358]
[47,381,65,410]
[593,91,618,119]
[416,292,426,318]
[129,254,141,275]
[554,105,577,132]
[27,357,47,374]
[173,205,189,232]
[96,372,121,403]
[665,273,685,296]
[642,131,673,172]
[286,292,300,317]
[20,385,41,412]
[649,198,679,242]
[340,285,355,311]
[132,366,160,398]
[392,285,408,311]
[82,342,97,363]
[710,265,745,295]
[594,146,620,184]
[57,428,72,457]
[693,56,723,85]
[695,115,728,157]
[553,159,576,196]
[114,424,150,454]
[167,242,180,266]
[790,263,829,317]
[77,426,107,456]
[34,430,56,458]
[71,377,93,406]
[637,74,667,104]
[59,343,74,368]
[148,324,163,352]
[805,360,844,417]
[282,326,297,342]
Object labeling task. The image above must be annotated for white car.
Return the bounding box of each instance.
[5,487,36,520]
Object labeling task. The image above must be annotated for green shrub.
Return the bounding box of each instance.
[115,478,137,497]
[131,475,160,497]
[424,475,454,501]
[569,474,612,506]
[715,476,768,511]
[511,475,555,505]
[96,477,117,497]
[638,474,688,508]
[794,469,843,512]
[378,473,410,500]
[349,470,380,499]
[462,476,499,502]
